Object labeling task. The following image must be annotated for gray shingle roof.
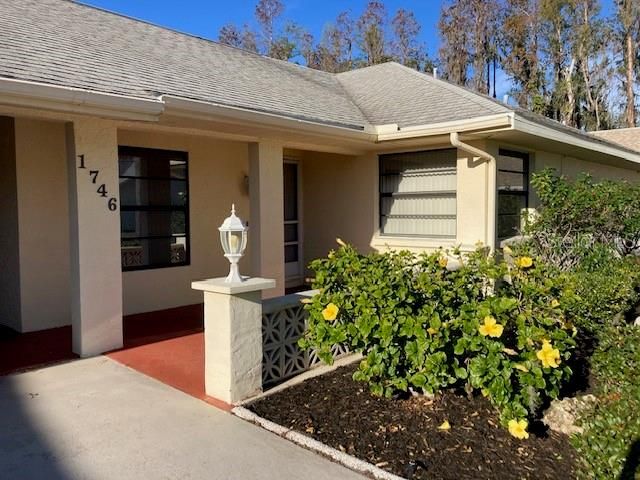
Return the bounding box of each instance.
[0,0,637,161]
[336,63,511,127]
[0,0,367,128]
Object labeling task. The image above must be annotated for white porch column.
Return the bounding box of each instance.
[66,118,123,356]
[248,141,284,297]
[192,277,275,404]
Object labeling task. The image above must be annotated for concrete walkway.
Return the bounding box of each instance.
[0,357,364,480]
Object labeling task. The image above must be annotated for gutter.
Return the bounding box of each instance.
[514,114,640,167]
[376,113,515,142]
[161,95,376,142]
[450,132,496,250]
[0,77,164,120]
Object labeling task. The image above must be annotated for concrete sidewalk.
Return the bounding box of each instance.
[0,357,364,479]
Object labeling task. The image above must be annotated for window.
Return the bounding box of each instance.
[118,146,189,271]
[497,149,529,242]
[379,149,457,238]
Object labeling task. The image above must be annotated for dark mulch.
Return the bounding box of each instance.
[249,364,577,480]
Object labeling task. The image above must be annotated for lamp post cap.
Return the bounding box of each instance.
[219,204,246,231]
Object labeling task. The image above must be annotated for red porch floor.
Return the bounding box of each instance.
[0,305,226,408]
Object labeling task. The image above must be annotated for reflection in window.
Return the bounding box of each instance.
[118,146,189,270]
[497,150,529,242]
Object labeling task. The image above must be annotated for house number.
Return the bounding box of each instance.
[77,154,118,212]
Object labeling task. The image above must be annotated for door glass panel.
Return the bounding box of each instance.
[284,245,298,263]
[283,163,298,222]
[284,223,298,243]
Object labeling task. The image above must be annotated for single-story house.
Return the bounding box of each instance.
[2,0,640,357]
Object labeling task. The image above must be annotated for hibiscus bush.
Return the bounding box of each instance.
[300,243,577,438]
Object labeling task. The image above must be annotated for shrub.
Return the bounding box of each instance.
[571,324,640,479]
[525,169,640,267]
[300,244,577,436]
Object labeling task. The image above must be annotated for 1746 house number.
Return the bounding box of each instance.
[77,154,118,211]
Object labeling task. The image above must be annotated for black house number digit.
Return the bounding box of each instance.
[76,154,117,212]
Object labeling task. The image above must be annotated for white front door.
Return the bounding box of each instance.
[283,161,303,287]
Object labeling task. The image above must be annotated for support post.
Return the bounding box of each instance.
[248,141,284,297]
[192,277,275,404]
[66,118,123,356]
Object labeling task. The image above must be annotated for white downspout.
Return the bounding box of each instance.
[450,132,497,251]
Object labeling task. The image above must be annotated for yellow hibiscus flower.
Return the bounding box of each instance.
[427,327,438,335]
[322,303,339,321]
[508,419,529,439]
[515,256,534,269]
[536,339,561,368]
[551,299,560,308]
[438,257,448,268]
[478,316,504,338]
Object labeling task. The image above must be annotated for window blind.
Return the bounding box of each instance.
[379,149,457,238]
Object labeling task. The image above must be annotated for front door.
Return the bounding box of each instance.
[283,161,302,287]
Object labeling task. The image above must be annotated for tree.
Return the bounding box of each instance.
[356,1,388,66]
[218,23,259,53]
[501,0,545,110]
[313,11,355,73]
[438,1,471,85]
[575,0,614,130]
[390,8,427,70]
[255,0,285,56]
[614,0,640,127]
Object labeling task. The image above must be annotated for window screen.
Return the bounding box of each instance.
[497,149,529,242]
[379,149,457,238]
[118,146,189,271]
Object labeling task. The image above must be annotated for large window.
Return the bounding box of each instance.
[379,149,457,238]
[118,146,189,271]
[497,149,529,242]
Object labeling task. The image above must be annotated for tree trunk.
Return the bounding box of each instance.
[625,30,636,127]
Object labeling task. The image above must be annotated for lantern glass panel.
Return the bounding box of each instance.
[228,231,243,254]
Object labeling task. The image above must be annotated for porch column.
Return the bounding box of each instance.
[248,141,284,297]
[66,118,123,356]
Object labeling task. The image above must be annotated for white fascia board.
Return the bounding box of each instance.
[513,114,640,166]
[376,112,515,142]
[0,77,164,120]
[162,95,375,142]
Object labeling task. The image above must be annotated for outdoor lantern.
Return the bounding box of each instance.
[219,204,248,283]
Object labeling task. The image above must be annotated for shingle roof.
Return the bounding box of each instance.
[591,128,640,153]
[336,63,511,127]
[0,0,637,161]
[0,0,367,129]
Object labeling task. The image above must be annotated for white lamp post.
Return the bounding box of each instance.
[219,204,248,283]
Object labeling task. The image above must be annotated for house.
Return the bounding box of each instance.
[2,0,640,358]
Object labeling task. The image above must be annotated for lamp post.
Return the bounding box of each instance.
[219,204,248,283]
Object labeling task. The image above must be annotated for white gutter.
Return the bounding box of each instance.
[514,114,640,166]
[377,113,514,142]
[450,132,496,250]
[162,95,375,142]
[0,77,164,120]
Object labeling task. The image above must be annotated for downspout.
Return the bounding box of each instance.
[450,132,497,251]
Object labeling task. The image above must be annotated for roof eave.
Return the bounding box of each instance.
[513,114,640,167]
[375,113,515,142]
[0,77,164,121]
[161,95,375,142]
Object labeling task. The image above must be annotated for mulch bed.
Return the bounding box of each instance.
[249,364,577,480]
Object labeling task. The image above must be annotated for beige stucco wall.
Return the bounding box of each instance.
[118,130,250,315]
[0,116,21,331]
[13,118,71,332]
[299,151,377,275]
